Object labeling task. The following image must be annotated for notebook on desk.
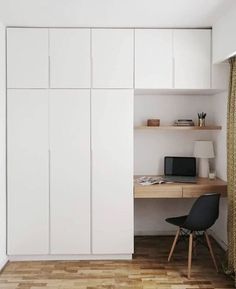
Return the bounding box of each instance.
[163,156,197,183]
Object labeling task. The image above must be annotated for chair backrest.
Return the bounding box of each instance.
[183,193,220,231]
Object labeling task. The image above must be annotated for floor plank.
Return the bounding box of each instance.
[0,236,234,289]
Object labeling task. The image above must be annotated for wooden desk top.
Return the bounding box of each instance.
[134,176,227,198]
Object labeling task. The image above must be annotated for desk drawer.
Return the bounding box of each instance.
[134,185,182,198]
[182,185,227,198]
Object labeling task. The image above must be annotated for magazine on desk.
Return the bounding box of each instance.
[136,176,168,186]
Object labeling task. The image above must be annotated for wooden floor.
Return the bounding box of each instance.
[0,236,234,289]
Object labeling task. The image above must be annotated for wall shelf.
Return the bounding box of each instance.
[134,126,222,131]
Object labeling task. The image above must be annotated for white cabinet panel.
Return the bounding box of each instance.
[212,63,230,90]
[135,29,173,89]
[92,29,134,88]
[174,29,211,89]
[7,90,49,255]
[7,28,49,88]
[92,89,133,254]
[50,90,90,254]
[50,29,91,88]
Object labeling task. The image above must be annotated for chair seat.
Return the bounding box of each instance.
[166,215,188,227]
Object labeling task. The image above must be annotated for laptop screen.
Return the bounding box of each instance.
[164,156,196,177]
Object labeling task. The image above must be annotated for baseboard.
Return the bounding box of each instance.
[135,230,228,251]
[209,229,228,251]
[0,256,8,272]
[7,232,227,262]
[135,230,176,236]
[8,254,132,261]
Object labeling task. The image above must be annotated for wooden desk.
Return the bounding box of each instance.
[134,176,227,198]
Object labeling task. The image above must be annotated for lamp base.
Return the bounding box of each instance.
[198,158,209,178]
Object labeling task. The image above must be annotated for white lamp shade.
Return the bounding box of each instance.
[194,141,215,158]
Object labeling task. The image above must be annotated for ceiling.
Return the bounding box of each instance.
[0,0,234,27]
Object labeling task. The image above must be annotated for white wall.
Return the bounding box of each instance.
[134,90,229,248]
[0,23,7,270]
[0,0,233,28]
[211,91,228,249]
[211,0,236,246]
[213,1,236,63]
[134,94,219,175]
[134,93,223,235]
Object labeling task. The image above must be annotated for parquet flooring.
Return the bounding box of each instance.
[0,236,234,289]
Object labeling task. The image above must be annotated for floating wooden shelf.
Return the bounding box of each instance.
[134,126,222,131]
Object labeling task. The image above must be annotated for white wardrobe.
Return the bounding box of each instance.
[7,27,217,258]
[7,28,134,257]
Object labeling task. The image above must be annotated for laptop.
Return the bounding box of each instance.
[163,156,197,183]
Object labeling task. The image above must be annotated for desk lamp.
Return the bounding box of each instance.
[194,141,215,178]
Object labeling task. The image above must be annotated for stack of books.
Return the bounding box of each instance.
[174,119,194,126]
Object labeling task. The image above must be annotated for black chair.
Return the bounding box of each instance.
[165,193,220,278]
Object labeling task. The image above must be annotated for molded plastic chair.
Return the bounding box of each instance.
[165,193,220,278]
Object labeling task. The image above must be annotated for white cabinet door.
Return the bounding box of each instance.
[92,29,134,88]
[174,29,211,89]
[135,29,173,89]
[50,90,90,254]
[7,90,49,255]
[49,29,91,88]
[7,28,49,88]
[92,90,133,254]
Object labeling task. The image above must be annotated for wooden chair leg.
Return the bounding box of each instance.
[193,231,197,257]
[168,228,180,262]
[188,233,193,278]
[204,231,219,272]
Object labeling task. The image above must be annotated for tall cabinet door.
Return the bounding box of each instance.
[92,29,134,88]
[7,90,49,255]
[49,29,91,88]
[135,29,173,89]
[50,90,91,254]
[174,29,211,89]
[7,28,49,88]
[92,89,133,254]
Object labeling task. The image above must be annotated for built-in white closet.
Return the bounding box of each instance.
[7,26,226,259]
[7,27,134,258]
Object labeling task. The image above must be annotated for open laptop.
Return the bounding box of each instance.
[163,156,197,183]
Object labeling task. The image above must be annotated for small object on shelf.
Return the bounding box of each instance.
[209,171,216,180]
[147,119,160,126]
[198,112,207,127]
[174,119,194,126]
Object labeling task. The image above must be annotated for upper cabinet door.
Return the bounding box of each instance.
[49,29,91,88]
[7,28,49,88]
[135,29,173,89]
[92,29,134,88]
[174,29,211,89]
